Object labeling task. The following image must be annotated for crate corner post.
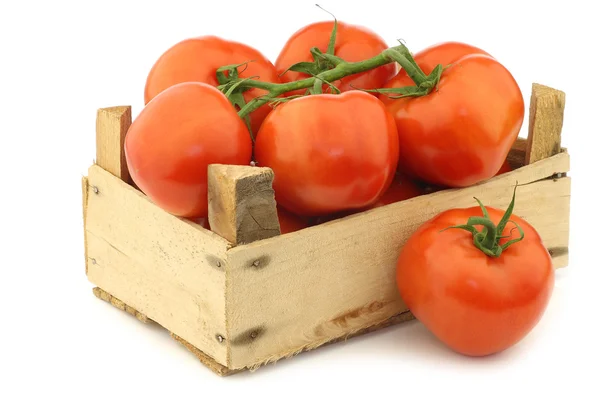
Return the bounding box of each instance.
[94,105,132,181]
[526,83,566,165]
[207,164,281,246]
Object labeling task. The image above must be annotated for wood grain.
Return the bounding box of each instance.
[96,106,132,182]
[526,84,566,165]
[225,153,570,369]
[208,164,280,245]
[84,165,231,366]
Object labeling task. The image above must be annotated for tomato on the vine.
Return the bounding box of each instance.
[379,42,524,187]
[144,36,281,133]
[255,90,399,216]
[396,193,554,356]
[276,21,396,94]
[125,82,252,218]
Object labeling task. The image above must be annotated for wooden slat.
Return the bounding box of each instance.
[82,177,90,274]
[526,84,566,165]
[225,154,570,370]
[207,164,280,245]
[96,106,131,181]
[85,164,230,366]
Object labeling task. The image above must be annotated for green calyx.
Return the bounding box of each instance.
[442,185,525,258]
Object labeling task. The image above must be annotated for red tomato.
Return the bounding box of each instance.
[144,36,280,133]
[396,204,554,356]
[276,21,396,94]
[366,174,423,209]
[255,90,399,216]
[496,159,513,175]
[277,207,309,234]
[125,82,252,218]
[380,42,524,187]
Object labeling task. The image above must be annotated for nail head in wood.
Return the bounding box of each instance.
[526,83,566,165]
[207,164,281,245]
[216,334,225,343]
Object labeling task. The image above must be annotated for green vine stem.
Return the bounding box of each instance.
[219,42,444,124]
[441,185,525,258]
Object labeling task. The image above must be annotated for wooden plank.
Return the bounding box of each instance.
[96,106,132,181]
[93,287,148,323]
[208,164,280,245]
[526,84,566,165]
[225,160,570,369]
[85,164,230,366]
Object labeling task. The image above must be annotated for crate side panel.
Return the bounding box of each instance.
[226,173,570,369]
[85,165,230,366]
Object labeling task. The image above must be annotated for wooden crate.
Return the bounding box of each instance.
[82,83,569,376]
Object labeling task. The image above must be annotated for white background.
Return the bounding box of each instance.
[1,0,599,398]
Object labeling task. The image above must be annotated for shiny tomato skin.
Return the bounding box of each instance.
[144,36,280,133]
[125,82,252,218]
[396,207,554,356]
[366,174,423,209]
[496,159,513,175]
[255,90,399,216]
[380,44,524,187]
[276,21,396,94]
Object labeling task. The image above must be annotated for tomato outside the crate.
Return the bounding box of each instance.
[396,198,554,356]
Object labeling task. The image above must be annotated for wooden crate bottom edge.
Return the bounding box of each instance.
[92,286,415,376]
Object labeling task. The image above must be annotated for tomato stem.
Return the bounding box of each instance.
[220,40,444,122]
[441,185,525,258]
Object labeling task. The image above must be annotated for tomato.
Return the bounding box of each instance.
[255,90,399,216]
[277,207,310,234]
[144,36,281,133]
[125,82,253,218]
[396,200,554,356]
[365,174,423,209]
[276,21,396,94]
[380,42,524,187]
[496,159,513,175]
[312,174,422,223]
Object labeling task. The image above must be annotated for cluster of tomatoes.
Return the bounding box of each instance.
[123,18,554,358]
[125,19,523,224]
